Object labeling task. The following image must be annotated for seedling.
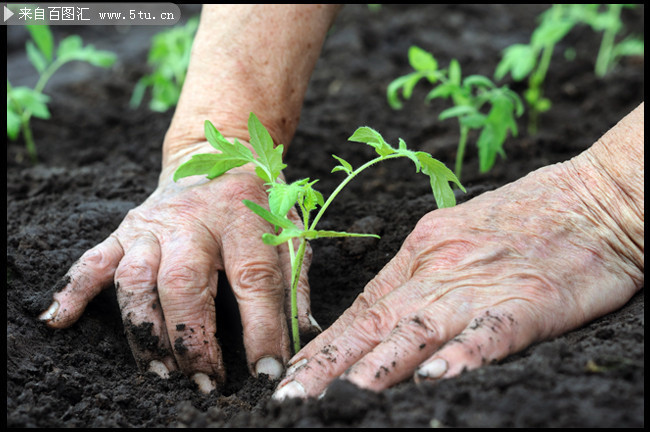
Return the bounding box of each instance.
[564,4,644,77]
[130,17,199,112]
[6,25,116,162]
[174,113,464,353]
[388,46,523,180]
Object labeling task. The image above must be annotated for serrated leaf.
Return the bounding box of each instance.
[248,113,286,183]
[26,25,53,62]
[416,152,464,208]
[268,182,301,218]
[331,154,353,175]
[348,126,395,157]
[173,153,221,181]
[243,199,297,231]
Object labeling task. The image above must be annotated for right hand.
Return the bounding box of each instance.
[39,140,315,393]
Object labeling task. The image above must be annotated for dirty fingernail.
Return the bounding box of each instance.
[148,360,170,379]
[286,358,307,376]
[39,301,60,321]
[192,372,216,394]
[417,358,448,380]
[272,380,306,401]
[308,314,323,333]
[255,356,284,380]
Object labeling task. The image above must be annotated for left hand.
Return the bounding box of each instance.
[273,154,643,399]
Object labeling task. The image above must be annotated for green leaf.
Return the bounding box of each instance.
[408,46,438,72]
[247,113,286,183]
[268,182,302,218]
[7,108,21,140]
[463,74,495,89]
[348,126,395,157]
[56,35,83,60]
[448,59,461,86]
[9,87,50,119]
[331,154,353,175]
[439,105,477,121]
[496,44,538,81]
[387,72,423,109]
[173,153,221,181]
[303,230,380,240]
[26,25,53,62]
[416,152,464,208]
[243,199,297,231]
[26,41,47,74]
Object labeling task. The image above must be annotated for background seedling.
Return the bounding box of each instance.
[564,4,644,77]
[495,4,577,135]
[388,46,523,181]
[130,17,199,112]
[6,25,116,162]
[174,113,464,353]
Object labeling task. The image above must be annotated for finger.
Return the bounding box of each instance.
[287,250,411,365]
[222,207,290,380]
[275,274,434,399]
[39,235,124,328]
[157,230,224,390]
[341,297,471,392]
[415,303,540,383]
[114,233,177,378]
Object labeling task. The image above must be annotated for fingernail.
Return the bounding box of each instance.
[417,358,448,380]
[192,372,216,394]
[308,314,323,333]
[39,301,60,321]
[148,360,170,379]
[272,380,306,401]
[286,358,307,376]
[255,356,284,380]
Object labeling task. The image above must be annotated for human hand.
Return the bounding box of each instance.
[39,139,316,393]
[273,148,643,399]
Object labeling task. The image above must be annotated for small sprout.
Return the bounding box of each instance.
[7,25,116,162]
[388,46,523,180]
[130,17,199,112]
[174,113,464,353]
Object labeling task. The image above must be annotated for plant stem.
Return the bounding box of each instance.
[290,238,307,354]
[527,42,553,135]
[455,124,469,181]
[595,4,622,78]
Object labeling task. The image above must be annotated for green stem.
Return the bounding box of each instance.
[455,124,468,181]
[527,42,554,135]
[309,153,402,231]
[595,4,622,78]
[290,238,307,354]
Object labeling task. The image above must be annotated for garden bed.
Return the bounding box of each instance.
[7,4,644,427]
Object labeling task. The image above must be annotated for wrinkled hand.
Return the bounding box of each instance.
[274,158,643,399]
[39,140,315,393]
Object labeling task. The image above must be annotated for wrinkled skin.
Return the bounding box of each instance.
[274,121,644,398]
[39,140,314,392]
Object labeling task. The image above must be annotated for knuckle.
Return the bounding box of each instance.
[115,255,157,288]
[232,260,285,294]
[352,301,396,344]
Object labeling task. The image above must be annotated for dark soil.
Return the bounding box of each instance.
[7,4,644,428]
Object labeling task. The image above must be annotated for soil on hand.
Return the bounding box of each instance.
[7,5,644,427]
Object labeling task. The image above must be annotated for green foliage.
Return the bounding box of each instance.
[563,4,644,77]
[495,4,643,134]
[130,17,199,112]
[175,113,463,353]
[7,25,116,161]
[388,46,523,180]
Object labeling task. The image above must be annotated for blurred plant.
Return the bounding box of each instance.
[495,4,577,135]
[7,25,116,162]
[130,17,199,112]
[564,4,644,77]
[388,46,523,181]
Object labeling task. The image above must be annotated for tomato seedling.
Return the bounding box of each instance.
[565,4,644,78]
[174,113,464,353]
[130,17,199,112]
[7,25,116,162]
[388,46,523,181]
